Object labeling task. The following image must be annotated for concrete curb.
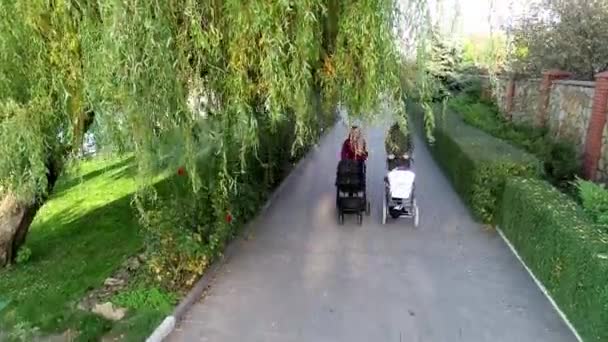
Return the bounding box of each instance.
[145,128,332,342]
[496,227,583,342]
[146,316,175,342]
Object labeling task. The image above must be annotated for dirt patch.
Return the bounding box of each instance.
[77,253,146,313]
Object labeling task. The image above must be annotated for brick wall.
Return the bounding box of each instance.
[479,73,608,182]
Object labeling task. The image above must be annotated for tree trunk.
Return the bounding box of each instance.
[0,156,62,267]
[0,110,94,267]
[0,194,42,266]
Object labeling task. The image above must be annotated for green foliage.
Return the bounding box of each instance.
[462,34,508,71]
[385,123,412,156]
[0,0,90,201]
[0,157,143,339]
[0,0,437,338]
[14,247,31,265]
[112,287,177,313]
[576,178,608,228]
[399,58,437,143]
[500,178,608,342]
[0,0,414,261]
[423,104,543,223]
[71,314,113,342]
[6,321,40,342]
[423,26,464,101]
[104,309,167,342]
[508,0,608,80]
[449,93,580,188]
[140,113,324,291]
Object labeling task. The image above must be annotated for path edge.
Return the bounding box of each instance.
[145,127,333,342]
[496,226,583,342]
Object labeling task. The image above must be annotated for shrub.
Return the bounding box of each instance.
[500,178,608,342]
[15,247,31,265]
[429,107,543,223]
[142,171,268,290]
[449,94,580,187]
[112,287,178,313]
[544,140,579,186]
[577,178,608,228]
[140,109,334,291]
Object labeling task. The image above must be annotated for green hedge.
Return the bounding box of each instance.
[428,108,543,223]
[500,178,608,342]
[448,94,580,189]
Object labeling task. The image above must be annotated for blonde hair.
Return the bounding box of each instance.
[348,127,366,157]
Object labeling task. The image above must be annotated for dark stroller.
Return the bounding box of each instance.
[335,160,371,224]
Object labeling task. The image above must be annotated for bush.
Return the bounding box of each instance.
[449,94,580,188]
[141,105,335,291]
[142,159,275,290]
[15,247,31,265]
[112,287,178,313]
[577,178,608,228]
[429,107,543,223]
[500,178,608,342]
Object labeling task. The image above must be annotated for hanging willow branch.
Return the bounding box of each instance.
[0,0,444,201]
[0,0,453,281]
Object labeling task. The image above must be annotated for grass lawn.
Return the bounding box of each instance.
[0,155,173,341]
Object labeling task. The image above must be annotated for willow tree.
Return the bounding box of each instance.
[0,1,97,266]
[0,0,432,271]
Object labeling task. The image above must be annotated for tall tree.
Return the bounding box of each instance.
[508,0,608,80]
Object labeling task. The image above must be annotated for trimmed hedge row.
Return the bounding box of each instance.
[500,178,608,342]
[428,107,543,223]
[409,99,606,340]
[448,94,580,189]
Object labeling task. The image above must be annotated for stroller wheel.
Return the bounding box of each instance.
[357,213,363,225]
[414,203,420,228]
[366,201,371,216]
[339,212,344,225]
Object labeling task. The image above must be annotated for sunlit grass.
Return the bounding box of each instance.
[0,155,171,341]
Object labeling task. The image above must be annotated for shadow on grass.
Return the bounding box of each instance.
[0,157,225,340]
[53,156,136,197]
[0,192,142,336]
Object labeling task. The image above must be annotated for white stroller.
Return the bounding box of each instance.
[381,154,419,226]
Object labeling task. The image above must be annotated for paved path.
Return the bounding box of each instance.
[169,118,575,342]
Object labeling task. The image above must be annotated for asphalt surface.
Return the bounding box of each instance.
[168,115,575,342]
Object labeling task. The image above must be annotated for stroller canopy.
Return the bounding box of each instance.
[387,169,415,199]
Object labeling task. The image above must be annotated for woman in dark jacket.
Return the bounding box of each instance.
[341,126,368,161]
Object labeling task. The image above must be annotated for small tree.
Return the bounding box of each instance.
[426,25,464,100]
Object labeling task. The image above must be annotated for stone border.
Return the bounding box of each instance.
[496,227,583,342]
[145,127,332,342]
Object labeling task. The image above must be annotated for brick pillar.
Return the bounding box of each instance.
[538,70,572,127]
[505,77,516,120]
[583,71,608,180]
